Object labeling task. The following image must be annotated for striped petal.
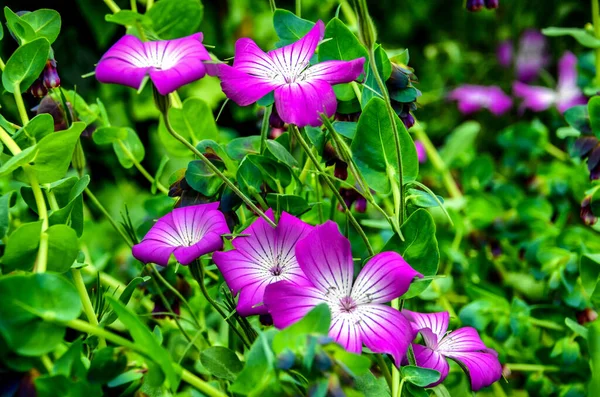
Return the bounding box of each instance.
[402,311,450,348]
[445,349,502,391]
[96,35,150,90]
[264,281,326,328]
[411,344,449,387]
[302,58,365,85]
[274,80,337,127]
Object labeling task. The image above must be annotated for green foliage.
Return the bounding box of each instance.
[147,0,203,39]
[542,27,600,48]
[2,37,50,93]
[200,346,244,381]
[273,9,314,46]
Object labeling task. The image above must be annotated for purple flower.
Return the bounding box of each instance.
[447,85,512,116]
[264,221,422,365]
[496,40,513,68]
[212,210,313,316]
[516,30,549,83]
[466,0,484,11]
[96,34,211,95]
[215,21,365,127]
[513,52,587,114]
[402,310,502,391]
[415,140,427,163]
[132,203,230,266]
[43,59,60,89]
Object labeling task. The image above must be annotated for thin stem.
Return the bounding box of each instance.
[374,354,393,390]
[130,0,137,12]
[260,105,272,154]
[40,355,53,373]
[13,85,30,125]
[593,0,600,86]
[84,188,133,247]
[72,268,107,348]
[146,0,154,10]
[504,363,560,372]
[314,174,325,224]
[545,142,568,162]
[290,125,374,256]
[413,126,463,200]
[269,0,276,12]
[391,298,401,396]
[190,260,251,348]
[0,57,5,71]
[103,0,121,13]
[163,113,276,227]
[529,317,564,331]
[396,378,405,397]
[116,140,168,194]
[295,0,301,16]
[64,319,227,397]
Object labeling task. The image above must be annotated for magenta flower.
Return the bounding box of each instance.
[132,203,230,266]
[513,52,586,114]
[215,21,365,127]
[212,210,313,316]
[496,40,513,68]
[515,30,549,83]
[96,33,211,95]
[402,310,502,391]
[415,140,427,163]
[447,85,512,116]
[264,221,422,365]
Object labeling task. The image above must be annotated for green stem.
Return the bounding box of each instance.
[146,0,154,10]
[545,142,568,162]
[269,0,276,12]
[504,363,560,372]
[0,57,5,71]
[84,187,133,247]
[593,0,600,86]
[529,317,565,331]
[260,105,272,154]
[64,319,227,397]
[391,298,401,396]
[130,0,137,12]
[290,124,374,256]
[13,85,30,125]
[295,0,301,16]
[374,354,393,390]
[190,260,251,348]
[72,268,107,348]
[162,113,276,227]
[413,126,462,200]
[396,378,405,397]
[103,0,121,13]
[116,140,168,194]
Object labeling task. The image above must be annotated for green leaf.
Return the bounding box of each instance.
[1,221,42,271]
[266,140,298,167]
[112,128,145,169]
[326,344,371,376]
[4,7,36,44]
[92,126,128,144]
[332,121,357,139]
[230,330,278,395]
[351,97,418,192]
[53,340,86,379]
[105,296,178,391]
[2,37,50,93]
[272,304,331,355]
[105,10,151,27]
[564,105,590,133]
[542,27,600,48]
[226,136,261,160]
[87,347,128,383]
[0,273,81,356]
[160,98,218,156]
[354,371,390,397]
[237,156,263,196]
[14,114,55,148]
[589,321,600,395]
[46,225,79,273]
[200,346,244,381]
[439,121,480,167]
[0,192,15,239]
[0,16,4,40]
[101,277,149,326]
[589,96,600,139]
[0,146,38,178]
[35,375,102,397]
[147,0,203,39]
[185,159,225,196]
[273,9,315,47]
[31,122,85,183]
[48,175,90,237]
[565,317,589,340]
[266,194,311,216]
[401,365,441,387]
[361,45,392,106]
[318,18,368,63]
[21,9,61,44]
[580,254,600,300]
[382,209,439,298]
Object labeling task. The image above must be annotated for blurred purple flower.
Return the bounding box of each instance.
[264,221,422,365]
[214,21,365,127]
[96,34,211,95]
[516,30,549,83]
[415,140,427,163]
[448,85,512,116]
[132,203,230,266]
[496,40,513,68]
[513,52,586,114]
[403,310,502,391]
[212,210,313,316]
[466,0,484,11]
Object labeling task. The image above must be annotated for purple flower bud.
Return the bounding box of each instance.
[29,77,48,98]
[269,107,285,129]
[466,0,485,11]
[259,313,274,326]
[401,112,415,129]
[42,59,60,89]
[496,40,513,68]
[580,195,597,225]
[334,161,348,180]
[354,197,367,213]
[589,146,600,181]
[415,140,427,163]
[485,0,499,9]
[577,308,598,325]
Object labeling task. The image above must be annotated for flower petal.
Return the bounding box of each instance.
[264,281,326,328]
[232,38,280,78]
[437,327,488,352]
[486,86,513,115]
[351,252,422,304]
[496,40,513,68]
[512,82,555,112]
[330,313,362,354]
[445,350,502,391]
[274,80,337,127]
[556,52,586,113]
[95,35,150,90]
[356,304,415,366]
[448,85,512,116]
[302,58,366,85]
[218,65,281,106]
[132,239,176,266]
[268,21,325,81]
[172,232,224,265]
[402,311,450,348]
[412,344,450,387]
[516,30,548,83]
[295,221,354,298]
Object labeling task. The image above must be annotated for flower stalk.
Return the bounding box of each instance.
[593,0,600,86]
[259,105,272,154]
[83,187,133,247]
[116,140,169,194]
